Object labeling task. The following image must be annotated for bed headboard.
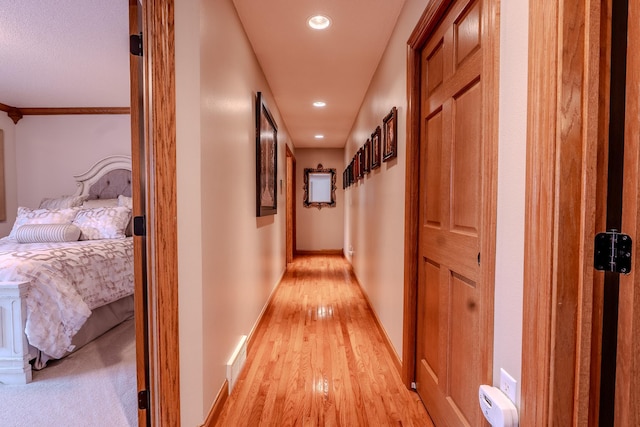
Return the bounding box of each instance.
[73,155,132,200]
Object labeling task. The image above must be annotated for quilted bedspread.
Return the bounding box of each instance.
[0,237,134,358]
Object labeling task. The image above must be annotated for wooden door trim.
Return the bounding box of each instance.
[402,0,500,388]
[286,145,295,263]
[141,0,180,425]
[616,1,640,424]
[129,1,148,425]
[521,0,603,425]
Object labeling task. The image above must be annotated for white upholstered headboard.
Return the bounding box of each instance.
[73,155,132,199]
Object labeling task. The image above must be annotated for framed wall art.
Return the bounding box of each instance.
[357,148,364,179]
[383,106,398,162]
[363,139,371,174]
[371,126,382,169]
[255,92,278,216]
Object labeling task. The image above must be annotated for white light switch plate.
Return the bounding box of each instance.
[500,368,517,404]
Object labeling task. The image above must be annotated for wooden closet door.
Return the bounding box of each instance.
[414,0,494,425]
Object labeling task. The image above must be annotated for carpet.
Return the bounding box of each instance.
[0,318,137,427]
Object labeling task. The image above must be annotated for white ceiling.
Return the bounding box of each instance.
[0,0,130,108]
[232,0,405,148]
[0,1,405,148]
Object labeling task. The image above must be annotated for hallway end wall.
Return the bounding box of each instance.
[296,148,345,252]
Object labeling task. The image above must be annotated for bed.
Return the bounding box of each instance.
[0,155,134,384]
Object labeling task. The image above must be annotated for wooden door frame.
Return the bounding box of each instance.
[286,145,296,263]
[615,0,639,424]
[133,0,180,425]
[521,0,604,425]
[402,0,500,387]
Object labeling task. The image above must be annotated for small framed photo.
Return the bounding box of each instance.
[383,107,398,162]
[348,160,354,186]
[371,126,382,169]
[363,139,371,174]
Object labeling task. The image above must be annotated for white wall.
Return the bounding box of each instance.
[493,0,528,409]
[176,0,291,424]
[0,114,131,237]
[175,0,203,423]
[343,0,429,360]
[344,0,529,411]
[295,148,344,251]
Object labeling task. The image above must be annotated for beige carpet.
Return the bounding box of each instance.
[0,319,137,427]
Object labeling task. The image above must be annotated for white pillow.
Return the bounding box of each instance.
[9,207,79,239]
[118,195,133,209]
[72,206,132,240]
[15,224,82,243]
[82,198,119,208]
[118,195,133,236]
[39,195,87,209]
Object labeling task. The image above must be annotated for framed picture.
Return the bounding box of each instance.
[255,92,278,216]
[357,148,364,179]
[349,159,354,185]
[371,126,382,169]
[383,107,398,162]
[363,139,371,174]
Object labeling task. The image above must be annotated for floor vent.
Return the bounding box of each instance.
[226,335,247,393]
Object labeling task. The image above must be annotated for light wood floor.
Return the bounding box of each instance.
[216,254,434,426]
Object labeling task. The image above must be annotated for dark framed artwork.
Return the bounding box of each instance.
[363,139,371,174]
[349,160,354,186]
[255,92,278,216]
[383,106,398,162]
[371,126,382,169]
[357,148,364,179]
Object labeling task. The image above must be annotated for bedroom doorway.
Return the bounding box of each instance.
[129,0,180,425]
[128,1,150,426]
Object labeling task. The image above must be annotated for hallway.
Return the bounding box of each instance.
[216,254,433,426]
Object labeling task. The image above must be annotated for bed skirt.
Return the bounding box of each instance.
[32,295,135,369]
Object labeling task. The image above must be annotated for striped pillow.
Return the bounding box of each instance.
[15,224,82,243]
[9,207,80,239]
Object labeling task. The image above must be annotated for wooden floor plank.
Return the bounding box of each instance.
[216,254,434,426]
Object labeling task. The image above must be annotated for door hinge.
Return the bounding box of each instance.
[138,389,149,410]
[133,216,146,237]
[594,230,632,274]
[411,381,417,390]
[130,33,143,56]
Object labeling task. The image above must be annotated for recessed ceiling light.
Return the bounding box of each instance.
[313,101,326,107]
[314,134,325,139]
[308,15,331,30]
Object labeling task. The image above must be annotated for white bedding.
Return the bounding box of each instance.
[0,237,133,359]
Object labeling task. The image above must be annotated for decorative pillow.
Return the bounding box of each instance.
[9,207,80,239]
[15,224,82,243]
[39,195,87,209]
[118,195,133,209]
[118,195,133,236]
[72,206,132,240]
[82,198,119,208]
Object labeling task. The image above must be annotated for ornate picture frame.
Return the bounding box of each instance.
[255,92,278,216]
[383,107,398,162]
[371,126,382,169]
